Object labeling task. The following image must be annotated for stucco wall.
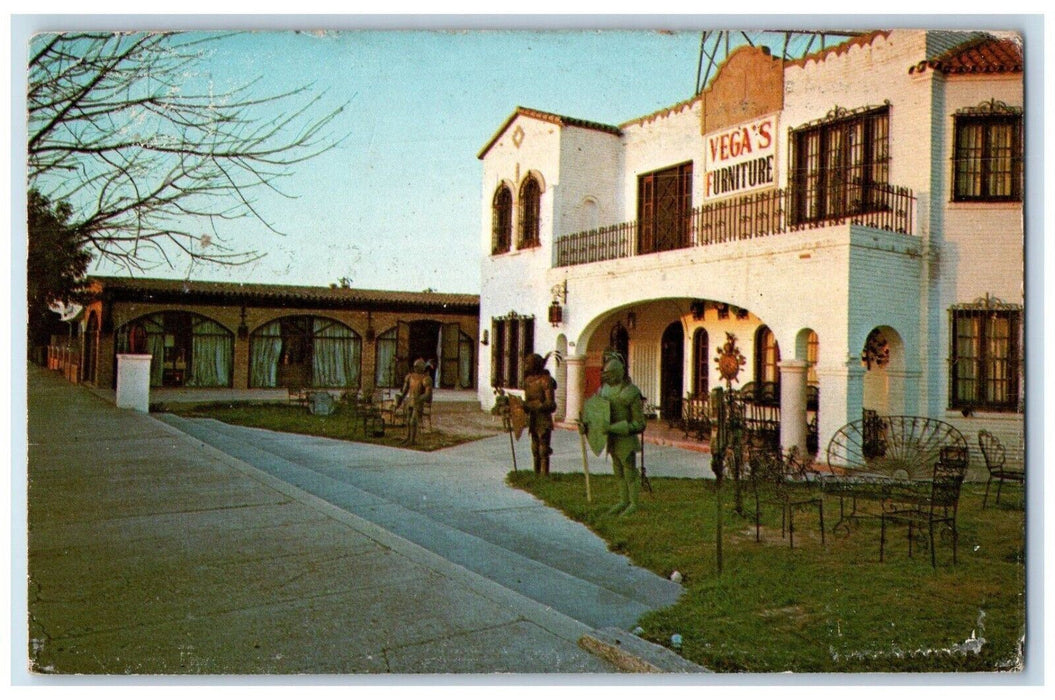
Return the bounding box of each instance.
[476,30,1024,467]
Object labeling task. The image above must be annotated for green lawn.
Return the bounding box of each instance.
[158,401,490,451]
[508,471,1026,673]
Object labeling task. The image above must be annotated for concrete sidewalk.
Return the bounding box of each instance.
[25,365,626,675]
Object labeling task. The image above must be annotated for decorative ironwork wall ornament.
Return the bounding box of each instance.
[955,99,1022,116]
[950,293,1021,312]
[861,328,890,369]
[715,332,747,387]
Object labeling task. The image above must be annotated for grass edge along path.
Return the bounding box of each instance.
[507,471,1026,673]
[158,401,498,451]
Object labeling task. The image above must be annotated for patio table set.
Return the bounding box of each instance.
[746,412,1022,567]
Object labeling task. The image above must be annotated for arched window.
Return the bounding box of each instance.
[518,175,541,249]
[755,325,781,385]
[692,328,709,396]
[806,330,819,386]
[250,316,361,389]
[492,185,512,254]
[116,311,233,388]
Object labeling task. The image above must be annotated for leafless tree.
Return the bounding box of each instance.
[27,31,345,272]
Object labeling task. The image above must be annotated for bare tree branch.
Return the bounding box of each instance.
[27,31,347,272]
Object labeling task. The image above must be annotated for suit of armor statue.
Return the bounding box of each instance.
[522,353,557,476]
[583,354,646,515]
[397,358,433,445]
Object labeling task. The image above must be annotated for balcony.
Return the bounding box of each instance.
[555,182,915,268]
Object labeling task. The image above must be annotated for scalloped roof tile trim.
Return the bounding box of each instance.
[783,30,893,69]
[620,95,702,129]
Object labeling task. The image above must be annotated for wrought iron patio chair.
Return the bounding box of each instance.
[879,447,967,567]
[747,443,825,548]
[378,389,406,428]
[978,430,1024,508]
[827,415,968,482]
[681,393,711,441]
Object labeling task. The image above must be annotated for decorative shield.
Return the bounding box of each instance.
[582,395,611,457]
[507,395,528,440]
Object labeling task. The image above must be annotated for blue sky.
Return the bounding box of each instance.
[32,28,714,294]
[16,16,1040,297]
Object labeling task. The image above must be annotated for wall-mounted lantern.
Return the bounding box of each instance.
[549,280,568,328]
[548,301,563,327]
[481,329,489,346]
[626,311,637,330]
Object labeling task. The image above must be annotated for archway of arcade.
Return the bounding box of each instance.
[563,297,822,455]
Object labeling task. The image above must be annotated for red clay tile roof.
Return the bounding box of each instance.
[89,276,479,311]
[477,106,621,160]
[910,35,1023,75]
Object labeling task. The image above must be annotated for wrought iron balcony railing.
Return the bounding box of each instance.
[554,182,915,268]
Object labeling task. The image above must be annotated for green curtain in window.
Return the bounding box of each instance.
[250,320,283,388]
[187,318,232,387]
[375,328,397,388]
[312,318,361,388]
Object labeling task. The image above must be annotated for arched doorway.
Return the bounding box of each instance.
[660,322,684,421]
[609,322,630,366]
[861,326,905,416]
[408,320,441,383]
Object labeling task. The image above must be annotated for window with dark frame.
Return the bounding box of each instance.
[491,314,534,389]
[952,103,1023,202]
[518,176,541,249]
[693,328,709,396]
[637,161,693,254]
[790,105,890,225]
[755,325,781,386]
[949,302,1022,412]
[492,185,513,254]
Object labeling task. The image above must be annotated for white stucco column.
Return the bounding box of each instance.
[115,354,152,413]
[884,368,923,416]
[779,359,809,454]
[816,357,866,457]
[564,354,586,424]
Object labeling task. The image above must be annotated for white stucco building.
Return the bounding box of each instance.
[476,30,1024,469]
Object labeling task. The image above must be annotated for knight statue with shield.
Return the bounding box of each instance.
[579,351,646,515]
